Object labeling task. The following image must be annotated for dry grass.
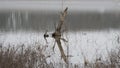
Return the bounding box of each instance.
[0,44,52,68]
[85,47,120,68]
[0,43,120,68]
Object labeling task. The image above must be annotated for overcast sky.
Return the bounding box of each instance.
[0,0,119,11]
[0,0,117,1]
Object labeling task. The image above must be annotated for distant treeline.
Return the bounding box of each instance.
[0,11,120,32]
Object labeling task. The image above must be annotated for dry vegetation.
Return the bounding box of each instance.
[0,44,52,68]
[0,43,120,68]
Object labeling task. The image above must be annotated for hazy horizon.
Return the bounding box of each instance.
[0,0,120,11]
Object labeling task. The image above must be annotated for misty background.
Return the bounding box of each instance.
[0,0,120,63]
[0,0,120,32]
[0,11,120,32]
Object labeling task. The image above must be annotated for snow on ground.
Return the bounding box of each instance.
[0,29,120,64]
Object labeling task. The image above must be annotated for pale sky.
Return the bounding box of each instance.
[0,0,119,11]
